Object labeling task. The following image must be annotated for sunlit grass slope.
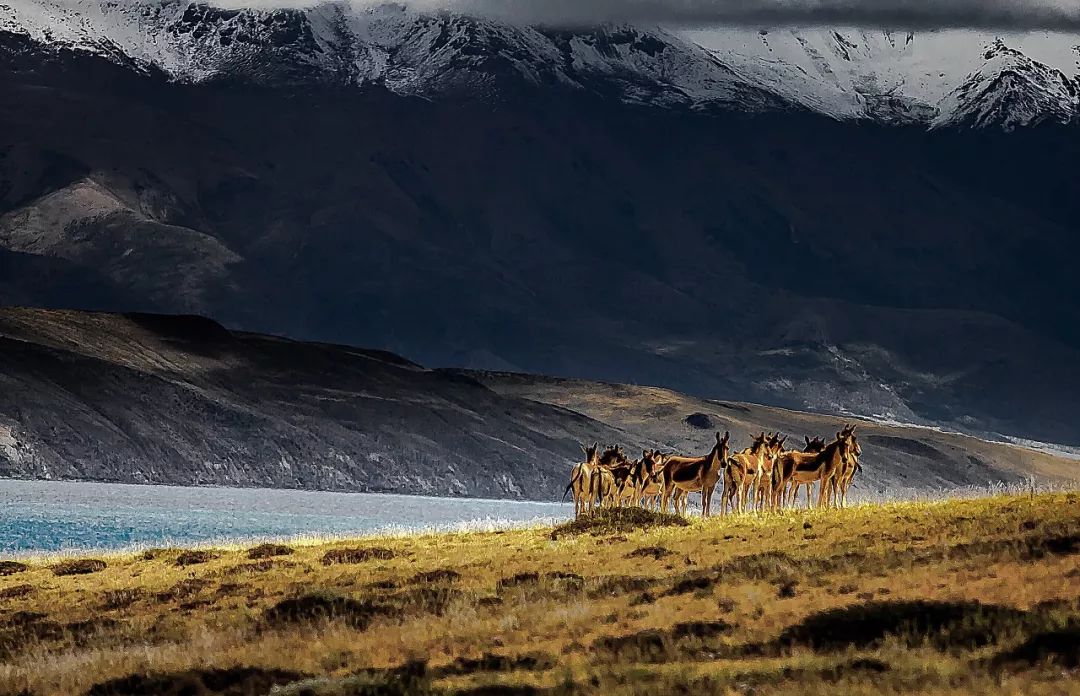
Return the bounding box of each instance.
[0,493,1078,695]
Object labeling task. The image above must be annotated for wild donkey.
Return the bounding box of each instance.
[724,433,771,514]
[660,431,730,517]
[771,435,826,509]
[775,426,859,509]
[565,443,601,517]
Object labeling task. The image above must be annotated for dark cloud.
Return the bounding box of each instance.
[437,0,1080,30]
[218,0,1080,30]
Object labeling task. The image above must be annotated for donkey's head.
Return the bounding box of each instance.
[714,431,731,462]
[768,433,787,459]
[838,425,862,463]
[803,436,827,453]
[581,442,600,464]
[836,425,861,461]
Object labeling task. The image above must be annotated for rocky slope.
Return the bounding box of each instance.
[0,308,1075,500]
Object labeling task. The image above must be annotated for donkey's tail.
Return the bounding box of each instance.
[563,467,582,499]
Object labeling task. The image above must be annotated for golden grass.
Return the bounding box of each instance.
[0,492,1077,695]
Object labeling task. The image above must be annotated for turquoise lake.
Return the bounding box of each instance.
[0,479,573,554]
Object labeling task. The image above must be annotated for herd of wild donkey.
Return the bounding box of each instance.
[565,425,863,517]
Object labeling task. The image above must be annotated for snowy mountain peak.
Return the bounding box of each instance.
[3,0,1080,129]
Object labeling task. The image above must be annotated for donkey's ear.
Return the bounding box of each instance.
[580,443,588,454]
[722,430,730,443]
[805,436,811,445]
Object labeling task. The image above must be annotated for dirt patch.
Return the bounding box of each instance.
[84,666,307,695]
[411,569,462,584]
[991,628,1080,669]
[626,546,674,560]
[321,547,395,565]
[52,559,107,576]
[175,550,218,567]
[101,588,145,610]
[552,508,689,537]
[684,413,715,429]
[263,592,390,630]
[245,543,294,560]
[778,600,1035,652]
[0,561,28,576]
[0,584,34,599]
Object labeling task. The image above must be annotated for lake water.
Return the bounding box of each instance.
[0,479,573,555]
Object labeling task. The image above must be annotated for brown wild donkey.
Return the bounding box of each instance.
[660,431,730,517]
[631,450,667,510]
[771,435,826,509]
[594,446,634,508]
[778,426,859,509]
[755,433,787,511]
[565,443,601,517]
[723,432,770,514]
[829,426,862,507]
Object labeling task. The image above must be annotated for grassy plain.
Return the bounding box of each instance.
[0,492,1077,695]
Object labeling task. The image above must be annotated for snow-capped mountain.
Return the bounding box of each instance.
[3,0,1080,129]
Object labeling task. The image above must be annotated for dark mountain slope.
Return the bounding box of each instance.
[0,308,1074,500]
[2,38,1080,443]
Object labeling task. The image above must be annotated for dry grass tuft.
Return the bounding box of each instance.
[625,546,673,560]
[320,547,395,565]
[263,592,390,630]
[51,559,107,576]
[0,584,34,599]
[174,550,218,567]
[85,666,308,696]
[245,543,294,560]
[410,569,462,585]
[551,507,688,537]
[100,589,146,611]
[0,561,28,576]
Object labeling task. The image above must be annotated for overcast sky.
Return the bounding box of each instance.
[219,0,1080,30]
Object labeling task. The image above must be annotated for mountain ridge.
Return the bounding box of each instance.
[3,5,1080,446]
[5,0,1080,128]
